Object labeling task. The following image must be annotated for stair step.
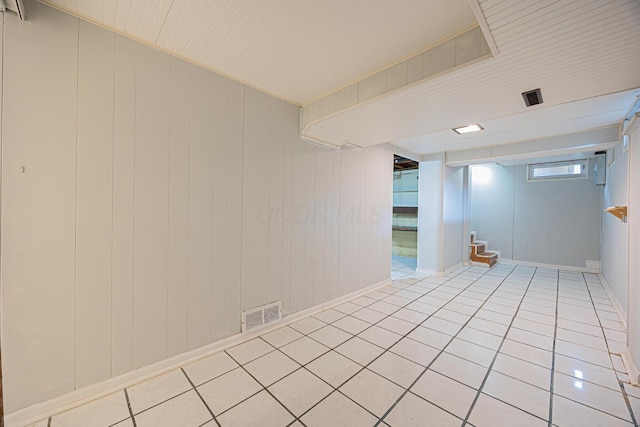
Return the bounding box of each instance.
[472,252,498,267]
[469,233,498,267]
[476,252,497,259]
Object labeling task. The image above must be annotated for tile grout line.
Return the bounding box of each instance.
[582,272,639,426]
[547,269,560,426]
[373,265,524,426]
[284,266,482,423]
[201,325,368,422]
[284,265,495,423]
[542,274,635,422]
[124,388,193,420]
[184,341,292,420]
[459,267,543,427]
[180,368,222,427]
[123,389,138,427]
[223,344,302,425]
[618,380,639,426]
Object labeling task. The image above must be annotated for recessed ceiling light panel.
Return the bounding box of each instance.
[453,124,484,134]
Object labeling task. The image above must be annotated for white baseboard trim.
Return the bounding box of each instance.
[443,262,464,276]
[6,278,392,427]
[622,347,640,386]
[598,273,628,330]
[416,262,464,277]
[499,259,600,274]
[415,267,438,276]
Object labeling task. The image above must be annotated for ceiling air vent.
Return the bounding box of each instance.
[522,88,543,107]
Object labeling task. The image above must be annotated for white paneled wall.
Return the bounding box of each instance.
[469,164,602,268]
[112,34,137,377]
[469,165,515,259]
[600,144,628,316]
[627,124,640,376]
[2,5,79,410]
[76,21,116,389]
[511,166,601,267]
[0,2,392,413]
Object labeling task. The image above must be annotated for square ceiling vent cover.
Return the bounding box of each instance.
[522,88,543,107]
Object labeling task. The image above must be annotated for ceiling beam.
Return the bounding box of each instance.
[446,126,620,166]
[467,0,499,56]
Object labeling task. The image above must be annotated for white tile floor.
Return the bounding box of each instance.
[31,261,640,427]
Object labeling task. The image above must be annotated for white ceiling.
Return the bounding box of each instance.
[40,0,477,105]
[312,0,640,153]
[37,0,640,161]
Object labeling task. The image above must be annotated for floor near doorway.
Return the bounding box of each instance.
[28,262,638,427]
[391,256,417,280]
[392,230,417,258]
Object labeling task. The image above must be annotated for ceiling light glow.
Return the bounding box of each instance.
[453,124,484,134]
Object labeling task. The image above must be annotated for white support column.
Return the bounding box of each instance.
[416,154,467,276]
[625,121,640,383]
[462,166,471,266]
[417,154,444,275]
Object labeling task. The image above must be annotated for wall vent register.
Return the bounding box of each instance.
[241,301,282,333]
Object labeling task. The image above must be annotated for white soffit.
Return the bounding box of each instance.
[40,0,477,105]
[399,89,639,155]
[312,0,640,149]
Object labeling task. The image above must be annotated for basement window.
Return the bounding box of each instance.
[528,160,588,181]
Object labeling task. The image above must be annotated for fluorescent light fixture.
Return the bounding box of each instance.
[453,124,484,134]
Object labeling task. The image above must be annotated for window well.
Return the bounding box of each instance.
[528,160,587,181]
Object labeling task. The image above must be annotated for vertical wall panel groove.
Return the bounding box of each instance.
[222,79,244,337]
[289,139,307,311]
[167,57,190,357]
[241,89,267,311]
[267,99,285,305]
[211,73,229,341]
[280,104,296,315]
[304,145,317,308]
[75,21,115,389]
[187,66,215,350]
[132,45,171,368]
[112,34,136,377]
[313,150,327,305]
